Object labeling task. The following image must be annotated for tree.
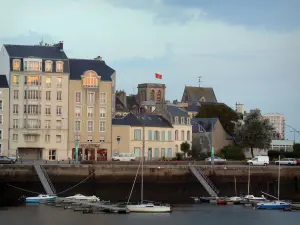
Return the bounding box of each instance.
[196,103,240,135]
[234,111,274,157]
[180,141,191,158]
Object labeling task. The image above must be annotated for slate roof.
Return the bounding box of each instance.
[69,59,115,81]
[115,96,129,112]
[183,86,217,103]
[4,44,68,59]
[166,104,189,117]
[126,95,139,110]
[0,75,9,88]
[191,118,218,133]
[112,113,172,127]
[185,104,201,112]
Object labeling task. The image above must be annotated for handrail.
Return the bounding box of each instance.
[41,165,56,195]
[196,167,219,194]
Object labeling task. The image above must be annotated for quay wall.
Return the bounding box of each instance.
[1,165,300,205]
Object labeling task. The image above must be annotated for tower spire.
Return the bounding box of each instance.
[198,76,202,87]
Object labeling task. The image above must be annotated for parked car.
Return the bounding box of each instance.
[296,159,300,165]
[205,156,227,164]
[275,158,297,166]
[112,153,136,162]
[0,156,15,164]
[8,155,20,162]
[247,156,269,166]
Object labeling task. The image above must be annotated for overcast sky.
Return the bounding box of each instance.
[0,0,299,141]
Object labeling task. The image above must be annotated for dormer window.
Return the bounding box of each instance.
[56,61,64,73]
[45,60,53,72]
[24,59,42,71]
[187,118,191,125]
[181,117,185,124]
[81,70,100,88]
[174,116,179,124]
[200,96,206,102]
[13,59,21,71]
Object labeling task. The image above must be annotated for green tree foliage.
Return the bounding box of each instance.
[196,103,240,135]
[234,111,274,158]
[220,145,245,160]
[180,141,191,158]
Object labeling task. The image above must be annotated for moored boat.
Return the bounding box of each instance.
[216,199,227,205]
[256,200,290,210]
[126,201,172,213]
[226,196,242,205]
[25,194,56,203]
[65,194,100,202]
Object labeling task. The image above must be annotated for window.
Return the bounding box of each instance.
[99,107,106,118]
[45,105,51,115]
[24,90,41,100]
[13,75,19,85]
[13,134,18,141]
[134,129,141,140]
[148,130,153,141]
[45,134,50,143]
[154,131,160,141]
[168,131,172,141]
[46,91,51,100]
[87,136,92,142]
[0,115,2,124]
[181,117,185,124]
[24,105,41,115]
[0,130,2,139]
[25,76,41,85]
[75,107,81,118]
[161,148,166,157]
[134,148,141,157]
[24,119,41,128]
[157,90,162,102]
[56,77,62,87]
[45,120,51,129]
[161,131,166,141]
[13,119,18,128]
[175,130,178,140]
[0,100,2,110]
[87,120,94,132]
[150,90,155,101]
[56,106,62,116]
[75,135,80,142]
[154,148,159,158]
[56,120,62,129]
[56,61,64,73]
[99,92,106,104]
[45,76,51,88]
[187,131,191,141]
[88,92,95,104]
[13,59,21,71]
[99,121,105,132]
[174,117,179,124]
[13,104,18,114]
[87,107,94,118]
[57,91,62,101]
[56,135,62,143]
[167,148,172,158]
[82,71,98,87]
[181,130,185,141]
[25,135,35,142]
[75,92,81,104]
[25,61,41,71]
[75,120,81,132]
[48,149,56,160]
[45,60,53,72]
[100,136,105,143]
[187,118,191,125]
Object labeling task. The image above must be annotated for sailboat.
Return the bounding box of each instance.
[226,176,242,204]
[126,127,171,213]
[256,156,290,210]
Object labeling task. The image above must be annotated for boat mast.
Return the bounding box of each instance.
[247,163,250,195]
[278,155,280,200]
[141,125,145,204]
[234,176,237,196]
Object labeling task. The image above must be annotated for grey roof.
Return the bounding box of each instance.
[112,113,172,127]
[69,59,115,81]
[4,44,68,59]
[185,104,201,112]
[0,75,9,88]
[126,95,139,110]
[166,104,189,117]
[191,118,218,133]
[183,86,217,103]
[116,97,129,112]
[141,100,156,106]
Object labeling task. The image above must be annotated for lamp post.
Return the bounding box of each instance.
[192,120,214,169]
[290,130,300,144]
[74,117,79,164]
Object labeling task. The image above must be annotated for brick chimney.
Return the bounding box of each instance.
[95,56,102,61]
[59,41,63,51]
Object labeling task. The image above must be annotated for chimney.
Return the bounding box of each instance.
[59,41,63,51]
[95,56,102,61]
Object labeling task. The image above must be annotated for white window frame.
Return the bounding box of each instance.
[56,106,62,116]
[12,75,19,85]
[0,129,3,139]
[45,134,50,143]
[99,92,107,104]
[12,134,18,141]
[56,77,62,88]
[0,100,3,110]
[45,120,51,129]
[88,92,95,104]
[13,59,21,71]
[46,91,51,101]
[45,76,51,88]
[174,117,179,124]
[56,135,62,143]
[48,149,56,160]
[45,60,53,72]
[74,120,81,132]
[13,104,18,114]
[181,117,185,124]
[99,120,106,132]
[0,114,2,124]
[99,107,106,118]
[75,106,81,118]
[56,61,64,73]
[75,92,82,104]
[45,105,51,115]
[100,136,105,143]
[13,119,19,128]
[87,106,94,118]
[87,120,94,132]
[13,90,19,99]
[57,91,62,101]
[87,135,93,142]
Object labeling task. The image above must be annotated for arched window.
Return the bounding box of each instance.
[200,96,206,102]
[187,131,190,141]
[174,117,179,124]
[157,90,162,102]
[82,71,99,87]
[56,61,64,72]
[175,130,178,140]
[181,130,185,141]
[150,90,155,101]
[140,90,144,102]
[154,131,160,141]
[181,117,185,124]
[175,145,178,153]
[45,60,53,72]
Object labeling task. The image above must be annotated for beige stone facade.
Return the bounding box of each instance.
[0,81,9,156]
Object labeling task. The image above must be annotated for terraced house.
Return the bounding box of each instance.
[0,43,69,160]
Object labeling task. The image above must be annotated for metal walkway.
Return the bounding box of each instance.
[55,198,129,213]
[189,164,219,197]
[34,165,56,195]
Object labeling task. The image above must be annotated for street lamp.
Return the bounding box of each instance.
[192,120,214,168]
[290,130,300,144]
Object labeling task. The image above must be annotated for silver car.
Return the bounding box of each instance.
[205,156,227,164]
[0,156,15,164]
[275,158,297,166]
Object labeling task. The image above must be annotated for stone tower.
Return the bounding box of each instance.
[137,83,166,104]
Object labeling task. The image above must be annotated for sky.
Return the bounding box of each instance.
[0,0,299,141]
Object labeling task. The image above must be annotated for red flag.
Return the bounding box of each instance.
[155,73,162,79]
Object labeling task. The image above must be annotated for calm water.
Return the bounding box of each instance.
[1,204,299,225]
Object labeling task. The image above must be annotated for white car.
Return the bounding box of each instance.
[205,156,226,164]
[247,156,269,166]
[112,153,136,162]
[275,158,297,166]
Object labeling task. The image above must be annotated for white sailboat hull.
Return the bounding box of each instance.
[127,204,171,213]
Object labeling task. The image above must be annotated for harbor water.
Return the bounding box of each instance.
[1,204,299,225]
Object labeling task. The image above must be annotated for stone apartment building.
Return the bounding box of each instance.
[0,75,9,156]
[0,43,70,160]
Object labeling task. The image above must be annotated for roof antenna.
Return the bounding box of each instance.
[198,76,202,87]
[39,37,44,46]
